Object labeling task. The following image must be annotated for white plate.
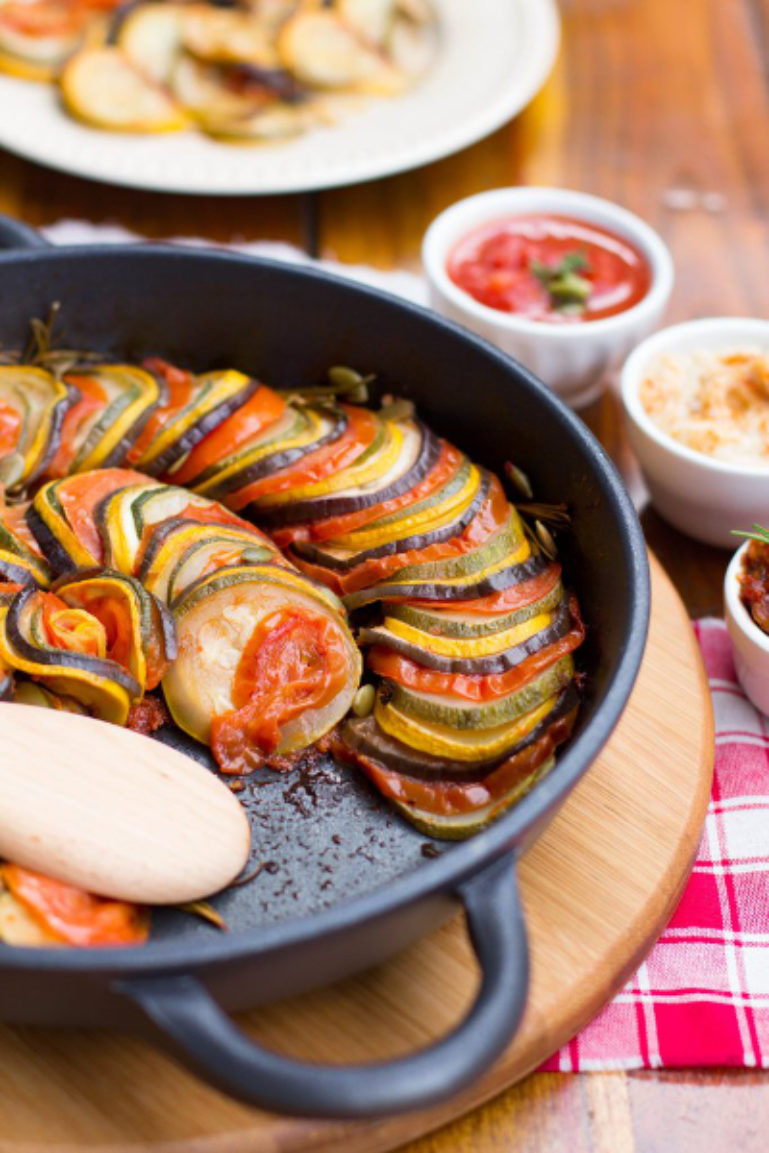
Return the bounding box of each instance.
[0,0,559,196]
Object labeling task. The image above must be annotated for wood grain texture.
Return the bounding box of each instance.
[0,555,714,1152]
[0,705,250,903]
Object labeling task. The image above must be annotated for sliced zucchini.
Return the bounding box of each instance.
[61,46,189,133]
[386,655,574,731]
[164,564,360,757]
[375,690,559,763]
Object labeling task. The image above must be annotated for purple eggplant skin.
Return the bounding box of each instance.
[256,425,441,528]
[342,685,580,781]
[356,600,573,675]
[148,379,259,478]
[205,407,348,502]
[24,505,79,575]
[22,383,79,490]
[0,558,41,586]
[49,566,178,664]
[342,551,550,613]
[0,667,13,700]
[135,515,265,585]
[291,474,491,572]
[153,595,178,662]
[4,586,142,696]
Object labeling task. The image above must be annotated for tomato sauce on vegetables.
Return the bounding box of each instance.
[211,607,350,773]
[447,214,651,323]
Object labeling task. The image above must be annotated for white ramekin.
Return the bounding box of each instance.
[725,540,769,717]
[621,317,769,547]
[422,186,674,409]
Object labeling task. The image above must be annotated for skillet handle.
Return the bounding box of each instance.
[0,213,49,250]
[119,854,529,1119]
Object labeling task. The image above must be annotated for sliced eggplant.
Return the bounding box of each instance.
[61,46,189,133]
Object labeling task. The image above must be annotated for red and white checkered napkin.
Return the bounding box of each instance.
[541,618,769,1071]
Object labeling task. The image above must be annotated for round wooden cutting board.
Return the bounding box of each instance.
[0,554,714,1153]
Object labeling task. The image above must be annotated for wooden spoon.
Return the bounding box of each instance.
[0,704,251,905]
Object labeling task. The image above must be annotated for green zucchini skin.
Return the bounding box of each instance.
[385,655,574,731]
[386,579,564,638]
[357,601,574,675]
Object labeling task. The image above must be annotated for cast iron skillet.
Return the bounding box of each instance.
[0,217,649,1119]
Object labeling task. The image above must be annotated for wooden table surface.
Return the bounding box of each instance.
[0,0,766,1147]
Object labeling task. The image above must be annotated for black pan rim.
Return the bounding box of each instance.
[0,245,650,973]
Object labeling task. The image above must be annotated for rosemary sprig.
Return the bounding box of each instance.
[732,524,769,546]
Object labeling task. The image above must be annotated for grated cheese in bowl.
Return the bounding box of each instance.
[639,347,769,467]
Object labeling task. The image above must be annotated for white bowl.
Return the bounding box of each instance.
[725,541,769,717]
[422,186,674,409]
[621,317,769,547]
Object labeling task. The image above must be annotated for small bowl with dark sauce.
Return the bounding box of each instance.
[725,531,769,717]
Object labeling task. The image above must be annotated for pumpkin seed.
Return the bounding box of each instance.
[535,519,557,559]
[352,683,375,717]
[504,460,533,499]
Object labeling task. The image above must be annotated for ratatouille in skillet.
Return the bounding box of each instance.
[0,320,584,946]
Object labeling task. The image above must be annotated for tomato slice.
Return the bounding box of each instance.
[41,592,106,658]
[57,468,149,564]
[46,373,107,479]
[273,440,462,548]
[0,401,21,456]
[170,384,286,487]
[227,404,380,507]
[368,605,585,702]
[126,359,197,465]
[211,607,350,773]
[1,864,148,947]
[404,563,562,614]
[0,498,43,556]
[291,477,510,596]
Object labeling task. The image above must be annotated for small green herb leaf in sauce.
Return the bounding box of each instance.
[531,250,592,313]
